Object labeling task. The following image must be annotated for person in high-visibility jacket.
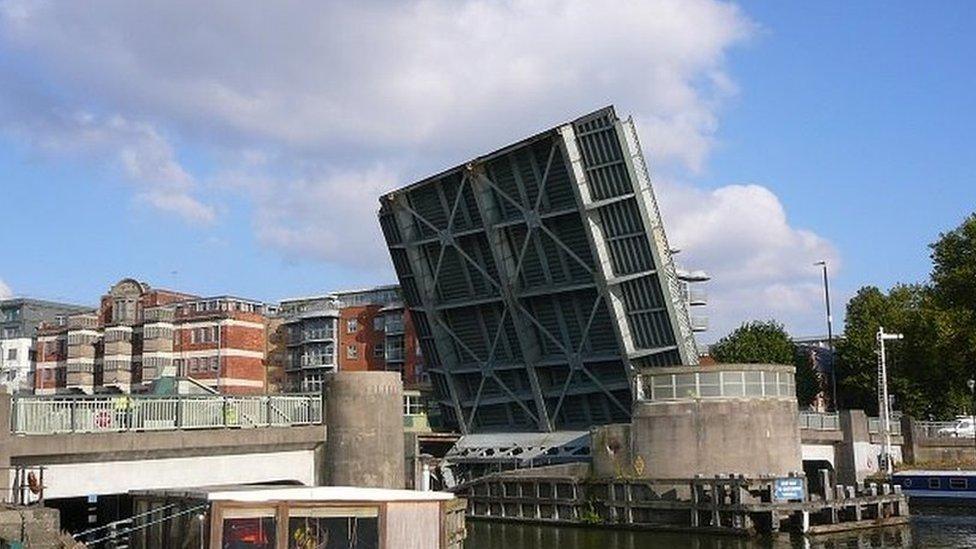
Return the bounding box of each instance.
[113,395,132,430]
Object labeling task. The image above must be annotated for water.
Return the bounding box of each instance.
[464,508,976,548]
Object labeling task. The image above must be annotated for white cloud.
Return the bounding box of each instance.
[1,108,214,224]
[1,1,751,167]
[222,165,397,269]
[0,278,11,299]
[0,1,843,335]
[657,181,840,338]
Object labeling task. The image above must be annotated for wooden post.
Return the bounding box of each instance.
[711,478,720,528]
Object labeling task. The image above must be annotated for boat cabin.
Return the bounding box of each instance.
[129,485,466,548]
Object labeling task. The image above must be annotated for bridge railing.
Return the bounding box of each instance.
[798,412,840,431]
[10,394,323,435]
[868,414,903,436]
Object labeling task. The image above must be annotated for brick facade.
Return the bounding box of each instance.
[33,278,273,395]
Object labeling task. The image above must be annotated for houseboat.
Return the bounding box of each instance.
[891,470,976,502]
[127,484,467,548]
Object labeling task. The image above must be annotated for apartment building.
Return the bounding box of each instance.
[276,295,341,393]
[276,285,425,392]
[0,298,90,394]
[34,278,274,395]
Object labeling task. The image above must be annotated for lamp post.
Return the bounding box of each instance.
[877,327,902,476]
[968,378,976,463]
[815,260,837,411]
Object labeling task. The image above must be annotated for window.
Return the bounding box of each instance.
[929,478,941,489]
[210,356,220,372]
[373,316,385,331]
[373,344,385,358]
[190,326,218,344]
[346,345,358,359]
[346,318,358,333]
[6,348,16,361]
[222,515,276,549]
[950,478,968,490]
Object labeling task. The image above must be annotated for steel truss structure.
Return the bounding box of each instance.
[379,107,697,433]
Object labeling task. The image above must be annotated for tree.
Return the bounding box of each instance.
[710,320,795,364]
[711,321,824,408]
[793,346,826,409]
[836,273,969,418]
[931,213,976,319]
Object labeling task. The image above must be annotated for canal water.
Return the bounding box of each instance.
[464,506,976,548]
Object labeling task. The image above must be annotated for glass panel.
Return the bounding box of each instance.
[763,372,778,397]
[675,373,697,399]
[699,372,721,397]
[744,371,763,397]
[651,375,674,400]
[722,371,744,397]
[222,516,275,548]
[288,516,379,549]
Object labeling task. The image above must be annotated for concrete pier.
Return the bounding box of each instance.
[323,371,406,489]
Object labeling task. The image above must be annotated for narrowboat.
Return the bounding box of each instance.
[891,470,976,502]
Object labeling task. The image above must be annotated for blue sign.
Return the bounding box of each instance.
[773,478,805,502]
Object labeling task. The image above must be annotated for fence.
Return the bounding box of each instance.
[799,412,840,431]
[916,420,967,438]
[868,414,903,436]
[10,394,323,435]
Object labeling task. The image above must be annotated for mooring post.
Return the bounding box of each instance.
[711,477,721,527]
[690,479,700,527]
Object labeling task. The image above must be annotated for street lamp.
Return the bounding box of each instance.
[877,327,903,476]
[814,260,837,411]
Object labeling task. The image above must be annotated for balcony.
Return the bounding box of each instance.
[143,307,175,322]
[67,315,98,330]
[302,355,335,368]
[287,328,336,346]
[303,329,335,342]
[690,316,708,332]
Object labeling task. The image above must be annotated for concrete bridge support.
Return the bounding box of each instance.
[323,371,405,489]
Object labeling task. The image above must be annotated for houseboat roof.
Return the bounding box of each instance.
[893,470,976,477]
[133,484,457,502]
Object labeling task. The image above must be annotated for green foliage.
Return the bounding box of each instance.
[710,320,795,364]
[711,320,825,408]
[835,213,976,419]
[793,347,824,409]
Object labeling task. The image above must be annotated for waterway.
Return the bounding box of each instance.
[464,506,976,548]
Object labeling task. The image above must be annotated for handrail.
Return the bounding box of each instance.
[10,393,323,435]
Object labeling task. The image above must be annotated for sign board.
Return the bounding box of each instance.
[773,477,805,502]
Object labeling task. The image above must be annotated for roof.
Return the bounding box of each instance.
[0,297,91,311]
[332,284,400,296]
[894,470,976,477]
[134,485,456,502]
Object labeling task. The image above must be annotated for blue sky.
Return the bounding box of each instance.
[710,2,976,297]
[0,1,973,341]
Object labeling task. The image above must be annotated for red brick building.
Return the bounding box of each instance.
[334,286,425,386]
[34,278,274,395]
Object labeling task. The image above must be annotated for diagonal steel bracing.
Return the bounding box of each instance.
[378,106,696,432]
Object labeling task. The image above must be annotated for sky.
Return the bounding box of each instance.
[0,1,973,342]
